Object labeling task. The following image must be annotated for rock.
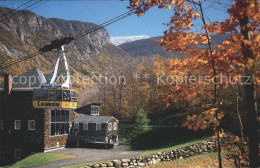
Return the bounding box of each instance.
[148,160,157,165]
[122,162,129,166]
[93,164,100,168]
[100,163,107,167]
[121,159,130,163]
[106,162,113,167]
[113,160,121,168]
[137,162,145,166]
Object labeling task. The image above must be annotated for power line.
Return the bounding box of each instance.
[1,52,42,69]
[0,10,135,69]
[0,0,33,19]
[74,10,134,40]
[28,0,49,11]
[0,0,42,23]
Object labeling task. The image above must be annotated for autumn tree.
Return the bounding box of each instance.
[129,0,259,167]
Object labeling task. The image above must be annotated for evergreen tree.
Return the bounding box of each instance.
[133,109,150,137]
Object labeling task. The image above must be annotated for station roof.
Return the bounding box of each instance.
[0,68,65,91]
[12,68,46,88]
[74,113,118,123]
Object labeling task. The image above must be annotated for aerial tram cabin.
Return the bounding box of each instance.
[32,45,78,109]
[32,89,77,109]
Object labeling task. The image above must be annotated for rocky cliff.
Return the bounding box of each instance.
[0,7,110,58]
[0,7,131,80]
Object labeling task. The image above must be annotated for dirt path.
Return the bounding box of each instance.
[35,145,143,168]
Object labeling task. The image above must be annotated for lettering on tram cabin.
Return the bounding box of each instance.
[37,101,60,107]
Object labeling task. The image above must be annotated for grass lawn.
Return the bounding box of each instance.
[123,124,212,151]
[10,153,75,168]
[145,151,234,168]
[141,136,211,156]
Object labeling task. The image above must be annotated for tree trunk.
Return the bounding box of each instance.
[198,2,222,168]
[238,0,259,167]
[234,84,244,143]
[245,84,259,167]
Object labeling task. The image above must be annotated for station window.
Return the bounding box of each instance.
[96,123,101,130]
[50,110,69,136]
[28,120,35,130]
[14,120,21,130]
[74,122,79,129]
[91,106,99,115]
[83,123,88,130]
[14,149,21,160]
[113,122,117,130]
[108,123,112,131]
[0,120,3,129]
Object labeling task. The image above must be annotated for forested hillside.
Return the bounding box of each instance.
[119,34,229,58]
[0,7,171,119]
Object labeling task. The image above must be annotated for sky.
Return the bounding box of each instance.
[0,0,233,37]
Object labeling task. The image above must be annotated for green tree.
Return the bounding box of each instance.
[133,109,150,137]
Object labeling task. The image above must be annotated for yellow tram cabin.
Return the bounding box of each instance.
[32,89,78,109]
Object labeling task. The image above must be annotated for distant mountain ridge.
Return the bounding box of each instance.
[118,34,230,58]
[118,36,178,58]
[110,35,150,46]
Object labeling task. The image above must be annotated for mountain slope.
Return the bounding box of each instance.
[118,34,230,58]
[118,36,176,57]
[0,7,131,81]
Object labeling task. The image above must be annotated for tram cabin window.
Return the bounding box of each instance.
[34,89,76,101]
[71,91,77,101]
[49,90,56,101]
[63,90,70,101]
[35,90,42,100]
[42,90,48,100]
[56,90,62,101]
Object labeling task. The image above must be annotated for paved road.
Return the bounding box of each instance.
[35,145,143,168]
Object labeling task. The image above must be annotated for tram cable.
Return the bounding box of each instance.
[0,9,135,69]
[0,0,33,19]
[0,0,42,23]
[27,0,49,11]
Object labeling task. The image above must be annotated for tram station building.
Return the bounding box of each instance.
[0,68,76,166]
[0,68,119,166]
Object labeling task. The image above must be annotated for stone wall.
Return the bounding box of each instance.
[84,139,217,168]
